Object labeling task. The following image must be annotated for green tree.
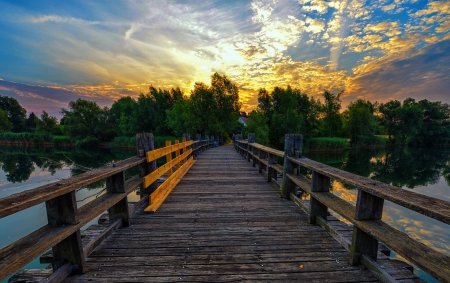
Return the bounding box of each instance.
[24,112,40,133]
[60,99,109,146]
[320,91,343,137]
[246,110,269,145]
[412,99,450,145]
[0,108,13,133]
[110,96,137,136]
[378,100,402,141]
[36,111,58,134]
[343,99,377,147]
[0,96,27,132]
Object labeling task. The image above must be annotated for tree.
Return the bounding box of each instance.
[378,100,402,141]
[0,108,13,133]
[24,112,40,133]
[320,91,343,137]
[0,96,27,132]
[36,111,58,134]
[246,110,269,145]
[110,96,137,136]
[60,99,109,146]
[412,99,450,145]
[343,99,377,147]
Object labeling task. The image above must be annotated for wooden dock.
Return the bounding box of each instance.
[67,145,381,282]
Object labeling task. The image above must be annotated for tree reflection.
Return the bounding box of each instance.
[308,147,450,189]
[0,146,136,185]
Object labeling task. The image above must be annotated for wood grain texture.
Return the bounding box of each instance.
[0,156,145,219]
[288,156,450,226]
[67,145,379,283]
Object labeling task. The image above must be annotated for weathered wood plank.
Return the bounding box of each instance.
[0,156,145,219]
[287,156,450,226]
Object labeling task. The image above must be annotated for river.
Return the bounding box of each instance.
[0,145,449,282]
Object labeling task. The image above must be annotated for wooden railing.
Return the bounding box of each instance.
[0,133,220,282]
[235,133,450,282]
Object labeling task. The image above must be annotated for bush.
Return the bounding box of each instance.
[52,135,72,145]
[75,136,99,147]
[111,135,180,149]
[306,137,348,152]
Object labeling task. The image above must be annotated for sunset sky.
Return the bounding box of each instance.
[0,0,449,118]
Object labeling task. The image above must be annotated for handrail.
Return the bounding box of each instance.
[234,136,450,282]
[0,133,216,283]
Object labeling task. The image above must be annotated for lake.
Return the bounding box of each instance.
[0,145,449,282]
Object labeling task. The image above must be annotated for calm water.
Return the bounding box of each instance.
[0,146,137,283]
[0,146,449,282]
[303,147,450,283]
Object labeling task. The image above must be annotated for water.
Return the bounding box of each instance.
[303,147,450,282]
[0,146,137,283]
[1,146,449,282]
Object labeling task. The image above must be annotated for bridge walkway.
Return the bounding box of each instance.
[67,145,380,282]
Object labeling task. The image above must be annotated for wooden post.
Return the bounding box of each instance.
[247,133,255,162]
[205,135,209,149]
[106,171,130,227]
[267,153,278,182]
[281,134,302,199]
[166,140,173,176]
[259,150,267,173]
[174,140,181,170]
[182,137,188,162]
[136,133,156,197]
[196,134,201,155]
[309,171,329,224]
[45,192,86,273]
[349,190,384,265]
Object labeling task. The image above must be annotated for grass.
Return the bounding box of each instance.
[111,135,181,149]
[306,137,349,152]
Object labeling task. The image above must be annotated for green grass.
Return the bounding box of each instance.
[111,135,181,149]
[306,137,349,152]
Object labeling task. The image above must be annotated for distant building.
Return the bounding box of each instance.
[238,116,248,126]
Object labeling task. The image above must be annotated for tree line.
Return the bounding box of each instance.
[0,73,241,146]
[0,73,449,148]
[245,86,450,148]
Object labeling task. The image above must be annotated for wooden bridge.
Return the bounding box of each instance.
[1,133,450,283]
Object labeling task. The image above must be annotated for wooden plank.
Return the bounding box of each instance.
[0,176,142,282]
[143,149,192,189]
[287,156,450,226]
[144,157,196,213]
[145,141,188,163]
[0,156,145,219]
[287,173,450,282]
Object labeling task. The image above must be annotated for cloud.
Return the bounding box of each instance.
[345,39,450,104]
[0,80,129,118]
[26,15,101,25]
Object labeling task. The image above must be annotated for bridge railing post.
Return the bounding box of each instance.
[309,171,329,224]
[349,190,384,265]
[136,133,156,197]
[267,153,278,182]
[165,140,173,176]
[45,191,86,274]
[281,134,302,200]
[247,133,255,162]
[195,134,201,155]
[107,171,130,226]
[258,149,267,174]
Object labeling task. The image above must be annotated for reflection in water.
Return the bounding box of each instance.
[304,147,450,282]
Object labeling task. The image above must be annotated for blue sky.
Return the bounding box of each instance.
[0,0,449,117]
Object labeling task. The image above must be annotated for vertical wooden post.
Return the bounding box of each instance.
[106,171,130,227]
[205,135,209,149]
[267,153,278,182]
[259,150,267,173]
[136,133,156,197]
[174,140,180,170]
[166,140,173,176]
[247,133,255,162]
[182,137,187,162]
[196,134,201,155]
[309,171,330,224]
[349,190,384,265]
[45,192,86,273]
[281,134,302,199]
